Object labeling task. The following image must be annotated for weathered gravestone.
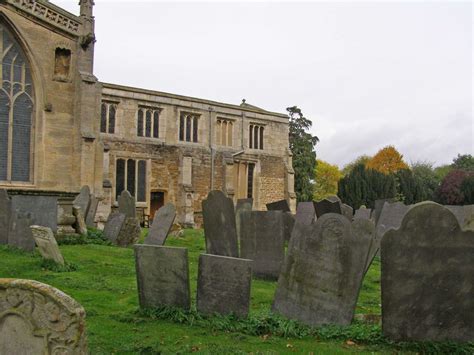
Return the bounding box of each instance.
[118,190,136,218]
[11,195,58,233]
[72,206,88,235]
[341,203,354,221]
[116,216,141,247]
[445,205,474,230]
[240,211,285,280]
[8,210,35,252]
[314,199,342,218]
[283,212,296,242]
[85,195,99,228]
[202,190,238,257]
[295,202,316,226]
[144,203,176,245]
[103,212,126,244]
[30,226,65,265]
[272,213,373,327]
[134,245,190,309]
[73,185,91,218]
[0,189,11,245]
[381,202,474,342]
[373,198,396,224]
[0,278,88,354]
[235,198,253,243]
[266,199,291,212]
[354,206,372,220]
[197,254,252,317]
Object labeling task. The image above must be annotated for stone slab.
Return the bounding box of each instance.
[381,202,474,342]
[85,195,98,228]
[0,189,11,245]
[314,199,342,218]
[11,195,58,233]
[202,190,238,257]
[134,245,190,309]
[445,205,474,230]
[118,190,136,218]
[144,203,176,246]
[30,226,65,265]
[240,211,285,280]
[273,213,372,327]
[266,199,291,212]
[72,206,88,236]
[295,202,316,226]
[8,210,35,252]
[103,212,126,244]
[196,254,252,317]
[0,278,88,354]
[283,212,296,242]
[116,217,141,247]
[73,185,91,218]
[354,206,372,220]
[341,203,353,221]
[373,198,396,224]
[235,198,253,243]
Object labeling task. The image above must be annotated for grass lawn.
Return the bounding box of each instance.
[0,230,470,354]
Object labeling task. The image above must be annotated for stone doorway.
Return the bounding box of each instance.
[150,191,165,220]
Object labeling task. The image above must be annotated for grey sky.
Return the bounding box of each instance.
[57,0,473,168]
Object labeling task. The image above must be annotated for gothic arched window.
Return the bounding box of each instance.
[0,23,34,182]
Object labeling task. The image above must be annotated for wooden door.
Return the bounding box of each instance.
[150,191,165,220]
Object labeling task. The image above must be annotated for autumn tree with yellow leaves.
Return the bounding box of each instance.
[366,146,409,174]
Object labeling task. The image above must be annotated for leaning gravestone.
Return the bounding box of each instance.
[314,199,342,218]
[235,198,253,243]
[354,206,372,220]
[266,199,291,212]
[295,202,316,226]
[341,203,353,221]
[8,210,35,252]
[373,198,396,224]
[144,203,176,246]
[11,195,58,233]
[118,190,136,218]
[73,185,91,218]
[134,245,190,309]
[283,212,296,242]
[72,206,88,235]
[445,205,474,230]
[85,195,99,228]
[381,202,474,342]
[240,211,285,280]
[103,212,126,244]
[273,213,372,327]
[0,189,11,245]
[0,278,88,354]
[197,254,252,317]
[116,216,141,247]
[202,190,238,257]
[30,226,65,265]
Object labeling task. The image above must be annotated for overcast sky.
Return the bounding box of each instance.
[57,0,472,168]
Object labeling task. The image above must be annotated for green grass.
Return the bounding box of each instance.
[0,230,472,354]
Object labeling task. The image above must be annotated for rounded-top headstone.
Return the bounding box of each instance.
[118,190,136,218]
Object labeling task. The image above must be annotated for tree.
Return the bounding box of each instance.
[452,154,474,171]
[314,159,342,201]
[342,155,371,176]
[460,175,474,204]
[436,170,472,205]
[395,168,424,204]
[287,106,319,202]
[434,164,453,182]
[411,161,439,201]
[366,146,409,175]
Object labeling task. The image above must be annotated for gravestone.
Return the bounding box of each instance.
[118,190,136,218]
[326,195,341,203]
[144,203,176,245]
[341,203,353,221]
[134,245,190,309]
[202,190,238,257]
[354,206,372,220]
[266,199,291,212]
[8,210,35,252]
[314,199,342,218]
[235,198,253,243]
[85,195,99,228]
[116,217,141,247]
[103,212,126,244]
[295,202,316,226]
[0,189,11,245]
[446,205,474,230]
[240,211,285,280]
[272,213,372,327]
[72,206,88,235]
[381,202,474,342]
[30,226,65,265]
[0,278,88,354]
[197,254,252,317]
[373,198,396,224]
[283,212,296,242]
[73,185,91,218]
[11,195,58,232]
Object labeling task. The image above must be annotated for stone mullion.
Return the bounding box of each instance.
[6,54,15,181]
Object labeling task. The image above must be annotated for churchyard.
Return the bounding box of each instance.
[0,188,473,353]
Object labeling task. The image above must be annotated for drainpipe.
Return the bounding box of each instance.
[209,106,215,190]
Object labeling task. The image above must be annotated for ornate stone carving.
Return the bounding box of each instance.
[6,0,81,36]
[0,278,88,354]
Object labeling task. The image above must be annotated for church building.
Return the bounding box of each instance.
[0,0,295,227]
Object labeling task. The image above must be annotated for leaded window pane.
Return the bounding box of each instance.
[127,159,136,196]
[145,110,152,137]
[108,105,116,134]
[179,114,185,141]
[100,103,107,133]
[11,93,32,181]
[193,117,198,142]
[249,125,253,149]
[254,126,258,149]
[137,109,143,136]
[153,111,159,138]
[186,116,191,142]
[116,159,125,200]
[259,127,264,150]
[137,160,146,202]
[0,91,8,180]
[247,163,255,198]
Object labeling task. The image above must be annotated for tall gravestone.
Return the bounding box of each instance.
[0,278,88,354]
[8,210,35,252]
[235,198,253,243]
[314,199,342,218]
[116,216,141,247]
[85,195,99,228]
[240,211,285,280]
[0,189,11,245]
[283,212,296,242]
[73,186,91,218]
[273,213,373,327]
[144,203,176,246]
[295,202,316,226]
[11,195,58,232]
[266,199,291,212]
[373,198,396,224]
[118,190,136,218]
[134,245,191,310]
[202,191,238,257]
[31,226,65,265]
[381,202,474,342]
[103,212,126,244]
[72,206,88,235]
[197,254,252,317]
